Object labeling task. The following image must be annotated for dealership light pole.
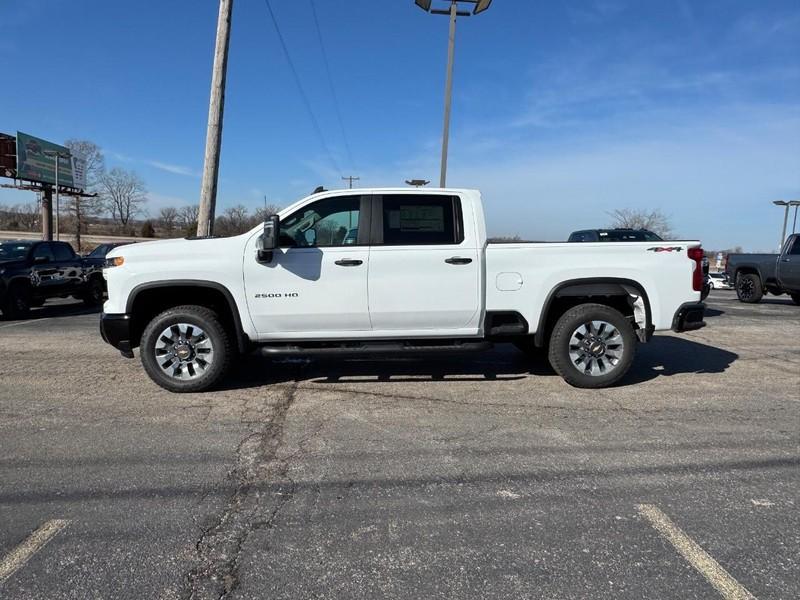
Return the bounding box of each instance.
[197,0,234,237]
[43,150,70,241]
[772,200,800,250]
[414,0,493,188]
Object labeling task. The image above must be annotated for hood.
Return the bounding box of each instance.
[106,232,252,261]
[0,258,25,269]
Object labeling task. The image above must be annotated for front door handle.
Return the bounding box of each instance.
[445,257,472,265]
[335,259,363,267]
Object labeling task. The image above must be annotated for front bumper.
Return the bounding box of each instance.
[100,312,134,358]
[671,302,706,332]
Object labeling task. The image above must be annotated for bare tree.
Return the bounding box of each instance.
[252,204,282,225]
[0,203,39,231]
[178,205,200,236]
[64,139,106,250]
[158,207,179,235]
[214,204,251,237]
[99,168,148,231]
[607,208,674,239]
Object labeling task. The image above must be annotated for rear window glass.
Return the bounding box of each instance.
[381,195,461,246]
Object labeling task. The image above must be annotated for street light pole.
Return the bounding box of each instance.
[414,0,493,188]
[44,150,69,241]
[439,1,457,188]
[54,156,59,241]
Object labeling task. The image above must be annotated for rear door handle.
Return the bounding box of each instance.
[445,257,472,265]
[335,259,363,267]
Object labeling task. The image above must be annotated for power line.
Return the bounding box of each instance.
[262,0,341,177]
[309,0,355,171]
[342,175,359,189]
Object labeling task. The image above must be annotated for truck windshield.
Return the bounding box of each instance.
[0,242,31,260]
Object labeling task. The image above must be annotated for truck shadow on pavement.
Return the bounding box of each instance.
[225,336,738,389]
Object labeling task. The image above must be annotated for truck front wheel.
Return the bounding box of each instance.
[736,273,763,303]
[548,303,636,389]
[140,305,232,393]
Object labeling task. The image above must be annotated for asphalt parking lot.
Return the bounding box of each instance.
[0,290,798,599]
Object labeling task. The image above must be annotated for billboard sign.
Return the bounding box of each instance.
[70,154,87,190]
[16,132,84,190]
[0,133,15,178]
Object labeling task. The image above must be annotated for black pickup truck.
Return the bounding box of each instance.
[0,240,106,318]
[725,233,800,304]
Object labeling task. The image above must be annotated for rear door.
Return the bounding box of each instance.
[778,236,800,292]
[367,193,480,333]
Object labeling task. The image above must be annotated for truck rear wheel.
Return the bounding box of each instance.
[736,273,763,303]
[140,305,232,393]
[548,303,636,389]
[791,294,800,306]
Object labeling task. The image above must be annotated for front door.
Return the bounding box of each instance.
[29,243,65,296]
[243,194,371,338]
[367,194,481,333]
[778,236,800,292]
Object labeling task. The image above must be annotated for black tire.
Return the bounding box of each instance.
[547,303,636,389]
[736,273,763,304]
[82,277,105,307]
[2,284,31,320]
[791,294,800,306]
[140,305,233,393]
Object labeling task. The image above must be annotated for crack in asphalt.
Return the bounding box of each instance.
[182,383,298,600]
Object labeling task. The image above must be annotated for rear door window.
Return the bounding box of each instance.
[380,195,462,245]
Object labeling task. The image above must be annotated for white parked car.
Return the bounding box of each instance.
[708,272,732,290]
[100,188,706,392]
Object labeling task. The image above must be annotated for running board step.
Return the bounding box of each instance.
[256,340,493,357]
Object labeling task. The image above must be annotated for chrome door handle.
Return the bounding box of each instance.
[335,259,363,267]
[445,257,472,265]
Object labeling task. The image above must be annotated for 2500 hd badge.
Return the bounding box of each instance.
[254,292,299,299]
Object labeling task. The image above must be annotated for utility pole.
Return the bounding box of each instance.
[341,175,360,189]
[197,0,234,237]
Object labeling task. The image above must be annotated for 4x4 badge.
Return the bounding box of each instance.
[647,247,683,253]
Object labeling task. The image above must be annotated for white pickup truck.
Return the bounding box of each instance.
[100,188,706,392]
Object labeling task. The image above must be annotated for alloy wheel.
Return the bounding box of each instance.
[567,320,624,376]
[154,323,214,380]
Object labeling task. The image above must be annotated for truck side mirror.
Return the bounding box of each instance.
[257,215,280,263]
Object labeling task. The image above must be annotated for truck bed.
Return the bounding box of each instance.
[485,241,701,332]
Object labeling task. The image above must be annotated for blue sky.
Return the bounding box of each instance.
[1,0,798,251]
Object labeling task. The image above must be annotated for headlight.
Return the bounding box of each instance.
[105,256,125,268]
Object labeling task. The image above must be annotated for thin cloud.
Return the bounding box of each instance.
[145,160,200,178]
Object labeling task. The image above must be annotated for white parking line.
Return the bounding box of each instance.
[0,520,71,584]
[637,504,756,600]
